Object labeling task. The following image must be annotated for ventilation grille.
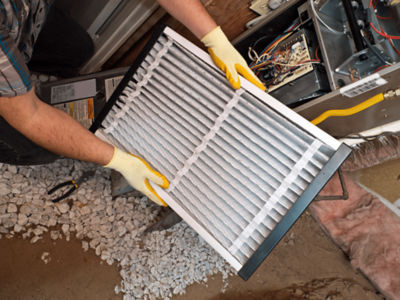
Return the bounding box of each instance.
[95,27,351,279]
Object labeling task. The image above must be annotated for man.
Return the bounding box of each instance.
[0,0,265,205]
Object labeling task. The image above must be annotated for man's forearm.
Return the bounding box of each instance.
[0,89,114,165]
[157,0,217,39]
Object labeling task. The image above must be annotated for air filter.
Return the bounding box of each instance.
[91,26,351,280]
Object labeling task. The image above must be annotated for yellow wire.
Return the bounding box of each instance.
[311,93,385,125]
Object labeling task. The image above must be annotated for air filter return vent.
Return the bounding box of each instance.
[91,26,351,280]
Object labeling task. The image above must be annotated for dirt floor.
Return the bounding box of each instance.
[0,207,383,300]
[3,153,397,300]
[351,158,400,205]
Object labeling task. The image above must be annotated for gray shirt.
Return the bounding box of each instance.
[0,0,52,97]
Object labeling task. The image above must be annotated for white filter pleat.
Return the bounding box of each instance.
[99,30,338,267]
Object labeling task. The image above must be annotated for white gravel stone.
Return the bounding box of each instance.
[7,165,17,174]
[33,227,45,236]
[0,204,7,215]
[61,224,69,234]
[48,217,57,227]
[80,206,91,215]
[30,236,42,244]
[82,241,89,252]
[3,171,12,179]
[0,183,9,196]
[50,230,61,240]
[0,160,233,299]
[13,224,23,233]
[29,213,41,225]
[41,252,51,264]
[7,203,18,213]
[2,215,17,228]
[17,214,28,226]
[58,203,69,214]
[19,204,32,215]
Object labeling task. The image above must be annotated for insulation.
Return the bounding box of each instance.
[93,26,351,279]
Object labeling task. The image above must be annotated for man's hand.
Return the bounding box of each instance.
[104,147,169,206]
[201,27,266,91]
[156,0,265,90]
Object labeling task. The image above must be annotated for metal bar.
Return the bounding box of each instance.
[341,0,365,52]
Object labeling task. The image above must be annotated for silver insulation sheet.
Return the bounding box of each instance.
[99,31,336,267]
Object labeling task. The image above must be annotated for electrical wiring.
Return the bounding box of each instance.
[367,0,400,59]
[350,71,356,82]
[361,31,391,65]
[247,35,275,62]
[249,32,294,68]
[248,17,322,90]
[376,10,392,20]
[276,59,320,68]
[248,19,300,68]
[376,18,400,58]
[373,64,390,72]
[369,0,393,20]
[314,45,320,61]
[370,22,400,40]
[364,0,400,61]
[251,58,320,69]
[264,33,292,53]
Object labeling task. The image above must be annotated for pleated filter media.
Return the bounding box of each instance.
[92,26,352,280]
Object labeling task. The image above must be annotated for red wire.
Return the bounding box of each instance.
[287,22,300,32]
[373,64,390,73]
[376,14,392,20]
[370,22,400,39]
[370,0,392,20]
[297,59,320,64]
[369,0,375,8]
[315,46,320,61]
[374,22,400,57]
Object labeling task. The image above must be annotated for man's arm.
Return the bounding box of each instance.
[0,89,168,205]
[0,88,114,165]
[156,0,265,91]
[156,0,217,39]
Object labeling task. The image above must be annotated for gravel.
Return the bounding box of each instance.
[0,159,233,299]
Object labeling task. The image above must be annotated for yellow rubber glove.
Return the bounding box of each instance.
[201,26,266,91]
[104,147,169,206]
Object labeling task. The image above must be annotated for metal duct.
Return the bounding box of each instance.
[92,26,351,279]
